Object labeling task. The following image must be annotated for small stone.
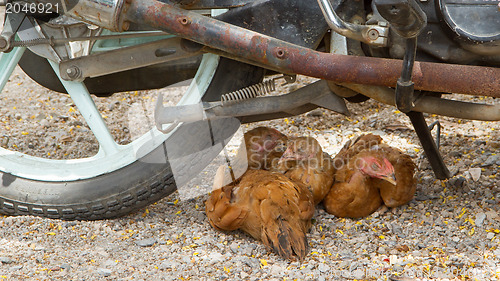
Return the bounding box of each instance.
[352,269,365,279]
[489,141,500,149]
[229,242,239,254]
[317,263,330,273]
[134,237,157,247]
[473,140,486,146]
[35,113,45,121]
[0,257,13,264]
[475,213,486,227]
[449,176,466,188]
[10,265,22,271]
[306,109,323,117]
[485,210,499,221]
[240,272,249,279]
[487,233,495,240]
[60,263,71,270]
[448,166,459,177]
[482,155,500,167]
[469,168,481,182]
[40,119,50,127]
[96,268,112,277]
[270,264,283,275]
[207,252,225,265]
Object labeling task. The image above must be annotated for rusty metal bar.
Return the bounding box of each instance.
[342,83,500,121]
[125,0,500,98]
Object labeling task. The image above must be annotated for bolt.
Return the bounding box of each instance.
[66,66,81,79]
[275,48,287,59]
[367,29,380,41]
[122,21,130,31]
[179,17,190,25]
[0,38,7,50]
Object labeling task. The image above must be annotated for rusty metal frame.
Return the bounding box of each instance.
[125,0,500,98]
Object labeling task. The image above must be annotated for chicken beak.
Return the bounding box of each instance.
[381,173,397,185]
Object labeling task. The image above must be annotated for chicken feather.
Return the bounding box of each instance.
[206,170,314,260]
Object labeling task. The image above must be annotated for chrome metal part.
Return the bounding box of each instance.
[341,83,500,121]
[58,37,203,81]
[154,80,349,129]
[316,0,388,46]
[53,0,128,31]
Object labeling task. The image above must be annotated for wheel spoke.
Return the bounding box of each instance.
[48,60,120,156]
[0,47,26,92]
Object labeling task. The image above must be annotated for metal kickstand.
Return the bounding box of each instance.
[374,0,450,179]
[406,112,450,179]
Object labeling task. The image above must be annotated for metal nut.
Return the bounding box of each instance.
[367,29,380,41]
[66,66,82,79]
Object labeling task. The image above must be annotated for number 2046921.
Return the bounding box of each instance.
[5,2,59,14]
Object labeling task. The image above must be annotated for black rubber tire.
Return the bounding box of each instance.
[0,57,265,220]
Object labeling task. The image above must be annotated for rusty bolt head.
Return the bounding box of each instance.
[179,17,190,25]
[122,21,130,31]
[275,48,287,59]
[367,29,380,41]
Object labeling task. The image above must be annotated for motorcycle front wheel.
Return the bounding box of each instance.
[0,50,264,220]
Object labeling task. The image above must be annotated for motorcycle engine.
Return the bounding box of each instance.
[438,0,500,55]
[382,0,500,66]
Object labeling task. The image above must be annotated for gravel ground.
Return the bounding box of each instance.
[1,58,499,280]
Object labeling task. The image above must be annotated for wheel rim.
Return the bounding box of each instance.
[0,52,220,182]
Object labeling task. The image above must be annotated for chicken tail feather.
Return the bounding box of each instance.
[261,217,308,261]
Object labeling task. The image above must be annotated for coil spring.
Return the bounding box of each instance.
[12,38,52,47]
[221,79,276,103]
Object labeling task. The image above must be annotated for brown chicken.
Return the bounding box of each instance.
[323,149,394,218]
[372,143,417,208]
[337,133,417,207]
[206,169,315,260]
[324,133,417,217]
[213,127,288,189]
[277,136,335,205]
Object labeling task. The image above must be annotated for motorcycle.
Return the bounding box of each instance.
[0,0,498,219]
